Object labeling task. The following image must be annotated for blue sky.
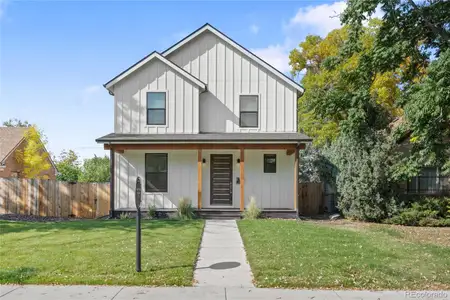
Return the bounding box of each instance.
[0,0,347,160]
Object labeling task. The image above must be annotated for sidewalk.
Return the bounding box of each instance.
[194,220,254,287]
[2,285,443,300]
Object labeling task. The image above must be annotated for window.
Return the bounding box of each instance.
[264,154,276,173]
[406,167,449,195]
[145,153,168,192]
[240,95,258,127]
[147,92,166,125]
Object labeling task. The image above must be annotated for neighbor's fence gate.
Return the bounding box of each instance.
[0,178,110,218]
[298,182,324,215]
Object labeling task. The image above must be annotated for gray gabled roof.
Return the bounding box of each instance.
[96,132,312,144]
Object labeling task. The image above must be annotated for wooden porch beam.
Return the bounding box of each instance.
[109,148,115,218]
[240,148,245,211]
[197,149,202,209]
[294,147,299,211]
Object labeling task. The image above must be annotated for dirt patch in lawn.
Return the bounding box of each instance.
[309,219,450,247]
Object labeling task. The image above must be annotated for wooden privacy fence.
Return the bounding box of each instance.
[0,178,110,218]
[298,182,325,215]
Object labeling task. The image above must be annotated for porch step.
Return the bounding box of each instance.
[196,209,242,220]
[262,210,298,219]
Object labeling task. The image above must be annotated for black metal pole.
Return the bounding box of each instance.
[136,206,141,272]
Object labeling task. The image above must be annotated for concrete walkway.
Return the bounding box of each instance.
[2,285,448,300]
[194,220,254,287]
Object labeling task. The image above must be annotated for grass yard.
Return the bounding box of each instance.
[238,219,450,290]
[0,219,204,286]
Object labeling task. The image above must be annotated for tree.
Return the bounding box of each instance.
[289,20,402,146]
[79,155,110,183]
[341,0,450,175]
[15,126,51,179]
[323,131,400,221]
[3,118,31,127]
[55,150,81,182]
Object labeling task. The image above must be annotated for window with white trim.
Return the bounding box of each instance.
[239,95,258,128]
[147,92,166,125]
[145,153,168,192]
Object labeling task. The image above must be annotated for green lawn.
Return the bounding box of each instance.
[238,219,450,290]
[0,219,204,286]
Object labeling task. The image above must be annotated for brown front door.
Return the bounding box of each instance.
[210,154,233,206]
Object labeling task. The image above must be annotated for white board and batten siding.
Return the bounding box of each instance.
[113,60,200,134]
[111,29,299,210]
[115,150,294,210]
[166,31,298,133]
[115,150,198,210]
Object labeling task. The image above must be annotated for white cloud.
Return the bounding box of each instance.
[251,43,291,73]
[287,1,346,36]
[251,1,385,74]
[250,24,259,34]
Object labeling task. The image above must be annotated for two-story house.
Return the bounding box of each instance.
[96,24,311,217]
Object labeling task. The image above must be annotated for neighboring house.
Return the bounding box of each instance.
[96,23,311,217]
[405,167,449,196]
[0,127,57,179]
[390,117,450,198]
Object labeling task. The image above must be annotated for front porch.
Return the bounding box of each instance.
[97,132,311,215]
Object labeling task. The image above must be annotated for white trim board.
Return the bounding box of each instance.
[104,52,207,93]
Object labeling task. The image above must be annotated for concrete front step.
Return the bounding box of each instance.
[196,209,242,220]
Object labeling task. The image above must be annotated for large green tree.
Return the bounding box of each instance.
[289,20,401,146]
[341,0,450,176]
[290,1,450,220]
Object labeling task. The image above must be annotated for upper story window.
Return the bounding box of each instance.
[147,92,166,125]
[239,95,258,128]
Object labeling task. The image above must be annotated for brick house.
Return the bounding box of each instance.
[0,127,56,179]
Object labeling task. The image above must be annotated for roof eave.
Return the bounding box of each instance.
[103,52,206,94]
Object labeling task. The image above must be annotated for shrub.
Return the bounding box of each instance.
[323,132,400,222]
[385,197,450,227]
[177,198,194,220]
[242,197,261,219]
[119,212,130,220]
[147,204,157,219]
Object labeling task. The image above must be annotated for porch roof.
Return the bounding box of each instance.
[96,132,312,144]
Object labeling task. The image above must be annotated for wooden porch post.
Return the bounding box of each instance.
[197,149,202,209]
[240,148,245,211]
[294,147,299,211]
[109,148,115,218]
